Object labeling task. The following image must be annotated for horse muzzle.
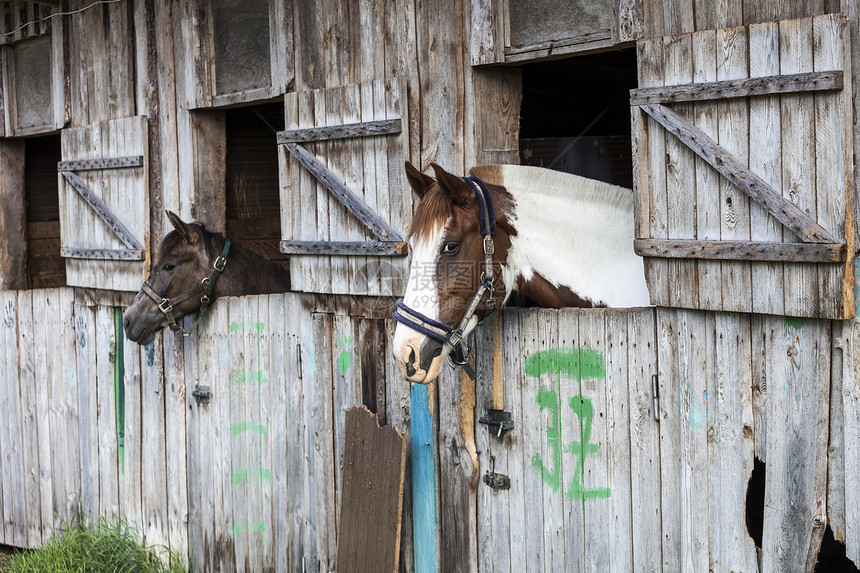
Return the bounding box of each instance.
[123,291,168,345]
[393,333,445,384]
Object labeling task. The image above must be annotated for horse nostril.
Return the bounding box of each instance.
[123,316,130,331]
[406,348,417,377]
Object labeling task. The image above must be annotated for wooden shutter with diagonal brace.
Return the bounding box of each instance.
[631,14,854,319]
[58,116,149,292]
[279,77,412,297]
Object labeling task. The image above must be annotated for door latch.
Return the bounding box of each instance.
[483,471,510,490]
[478,409,514,438]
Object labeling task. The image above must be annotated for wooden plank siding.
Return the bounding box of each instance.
[0,289,856,570]
[633,15,855,319]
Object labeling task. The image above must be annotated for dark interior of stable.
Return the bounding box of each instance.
[24,134,64,289]
[224,102,289,274]
[518,48,637,189]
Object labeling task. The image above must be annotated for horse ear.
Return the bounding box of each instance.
[431,163,473,207]
[405,161,435,199]
[166,210,198,244]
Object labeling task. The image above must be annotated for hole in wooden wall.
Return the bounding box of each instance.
[519,48,637,188]
[816,525,860,572]
[746,456,859,571]
[25,134,65,289]
[225,102,289,275]
[745,456,765,549]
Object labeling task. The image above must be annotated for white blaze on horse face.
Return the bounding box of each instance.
[393,219,449,383]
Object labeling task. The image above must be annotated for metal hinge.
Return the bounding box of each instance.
[651,374,660,421]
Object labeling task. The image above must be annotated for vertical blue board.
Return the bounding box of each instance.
[411,383,438,572]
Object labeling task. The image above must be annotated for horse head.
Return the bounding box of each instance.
[123,211,229,344]
[392,162,514,384]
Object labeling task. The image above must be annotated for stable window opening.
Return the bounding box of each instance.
[25,134,65,289]
[519,48,637,188]
[225,102,289,276]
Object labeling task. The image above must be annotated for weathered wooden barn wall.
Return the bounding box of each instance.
[0,0,858,572]
[0,292,853,572]
[0,289,410,571]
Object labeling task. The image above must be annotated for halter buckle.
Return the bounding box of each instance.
[448,329,464,347]
[158,299,173,313]
[214,256,227,272]
[483,236,494,255]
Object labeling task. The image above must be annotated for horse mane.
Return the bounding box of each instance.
[469,164,633,213]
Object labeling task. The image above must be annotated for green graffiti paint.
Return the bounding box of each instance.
[114,308,126,471]
[230,422,268,437]
[526,346,611,500]
[229,369,268,386]
[229,320,265,333]
[336,336,353,373]
[231,468,273,486]
[564,395,611,501]
[684,386,707,430]
[524,347,606,380]
[232,521,268,536]
[785,316,805,330]
[227,316,273,556]
[531,386,562,492]
[337,350,352,373]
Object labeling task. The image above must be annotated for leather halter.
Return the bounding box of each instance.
[141,240,231,337]
[395,176,496,380]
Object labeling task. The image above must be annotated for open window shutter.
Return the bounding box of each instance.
[631,14,854,319]
[279,77,411,297]
[58,116,149,292]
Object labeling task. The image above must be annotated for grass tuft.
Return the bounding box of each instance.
[4,514,187,573]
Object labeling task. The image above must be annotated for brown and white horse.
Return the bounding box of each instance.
[392,162,649,384]
[123,211,291,345]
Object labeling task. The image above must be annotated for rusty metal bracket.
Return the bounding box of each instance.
[483,471,510,490]
[192,385,211,404]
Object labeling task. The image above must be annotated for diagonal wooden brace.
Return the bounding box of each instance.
[285,142,404,242]
[639,102,839,244]
[61,171,145,251]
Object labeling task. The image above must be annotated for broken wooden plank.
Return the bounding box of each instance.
[279,240,408,256]
[630,70,842,104]
[335,405,407,573]
[277,118,401,144]
[634,238,846,262]
[639,102,838,244]
[283,142,403,242]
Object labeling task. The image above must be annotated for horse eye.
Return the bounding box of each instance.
[162,263,176,272]
[441,242,460,255]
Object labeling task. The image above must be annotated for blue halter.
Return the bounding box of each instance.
[395,176,497,380]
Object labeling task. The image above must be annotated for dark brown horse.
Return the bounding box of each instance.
[123,211,291,344]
